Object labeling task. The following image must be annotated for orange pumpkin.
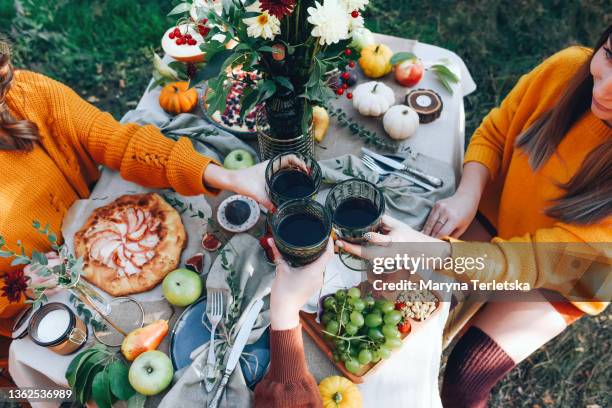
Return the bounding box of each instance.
[159,82,198,114]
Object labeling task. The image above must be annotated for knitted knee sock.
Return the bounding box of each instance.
[441,326,516,408]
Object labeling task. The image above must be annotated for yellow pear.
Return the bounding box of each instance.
[313,106,330,143]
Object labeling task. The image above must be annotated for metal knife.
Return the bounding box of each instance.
[361,147,443,188]
[208,298,264,408]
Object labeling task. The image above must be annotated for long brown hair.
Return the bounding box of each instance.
[0,41,39,151]
[516,26,612,224]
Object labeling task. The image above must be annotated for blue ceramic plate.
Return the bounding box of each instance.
[169,297,270,388]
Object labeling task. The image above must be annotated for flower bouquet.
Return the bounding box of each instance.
[170,0,370,156]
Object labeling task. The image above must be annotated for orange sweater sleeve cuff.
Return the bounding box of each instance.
[463,140,501,179]
[166,137,221,196]
[267,325,312,383]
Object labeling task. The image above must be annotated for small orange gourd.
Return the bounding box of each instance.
[159,82,198,115]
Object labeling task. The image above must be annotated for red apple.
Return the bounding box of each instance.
[394,58,424,87]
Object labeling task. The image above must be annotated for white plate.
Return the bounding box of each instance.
[216,195,261,233]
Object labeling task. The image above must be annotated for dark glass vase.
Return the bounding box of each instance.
[264,91,304,140]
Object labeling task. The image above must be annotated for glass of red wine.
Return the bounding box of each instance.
[325,178,385,271]
[265,152,322,207]
[269,198,332,267]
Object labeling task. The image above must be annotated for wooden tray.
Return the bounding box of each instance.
[300,288,441,383]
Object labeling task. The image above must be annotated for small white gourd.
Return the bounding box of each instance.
[351,81,395,117]
[383,105,420,140]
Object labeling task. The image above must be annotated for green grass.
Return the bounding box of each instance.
[1,0,611,406]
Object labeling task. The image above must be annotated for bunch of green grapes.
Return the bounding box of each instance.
[321,287,403,374]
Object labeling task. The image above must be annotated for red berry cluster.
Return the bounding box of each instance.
[335,53,356,99]
[197,18,211,37]
[351,10,359,18]
[168,26,198,46]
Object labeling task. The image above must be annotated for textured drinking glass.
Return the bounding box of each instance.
[325,178,385,270]
[269,199,332,267]
[265,151,322,207]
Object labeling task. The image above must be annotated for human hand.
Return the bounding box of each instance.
[268,237,334,330]
[227,161,274,210]
[422,190,480,238]
[337,215,449,260]
[203,161,273,210]
[23,251,62,296]
[203,155,311,211]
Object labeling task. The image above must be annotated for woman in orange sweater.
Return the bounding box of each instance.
[0,42,273,332]
[339,26,611,407]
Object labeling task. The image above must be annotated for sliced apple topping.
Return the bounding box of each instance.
[85,206,161,276]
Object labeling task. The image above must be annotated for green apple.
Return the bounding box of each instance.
[128,350,174,396]
[223,149,255,170]
[350,28,375,51]
[163,268,202,307]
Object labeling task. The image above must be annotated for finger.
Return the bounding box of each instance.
[430,216,449,238]
[260,195,275,212]
[381,214,401,229]
[280,154,309,173]
[336,240,364,258]
[267,238,287,266]
[363,232,392,246]
[422,206,441,236]
[435,221,455,239]
[450,224,467,239]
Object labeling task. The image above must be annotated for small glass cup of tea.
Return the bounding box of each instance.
[265,152,322,207]
[269,198,332,267]
[325,178,386,271]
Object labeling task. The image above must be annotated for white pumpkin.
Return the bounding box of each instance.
[383,105,420,140]
[352,81,395,117]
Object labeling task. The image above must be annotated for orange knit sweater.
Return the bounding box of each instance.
[455,46,611,315]
[0,70,219,323]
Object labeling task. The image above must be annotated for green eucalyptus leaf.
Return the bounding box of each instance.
[92,369,113,408]
[390,52,417,65]
[11,257,29,266]
[32,250,47,266]
[108,361,136,401]
[38,267,52,277]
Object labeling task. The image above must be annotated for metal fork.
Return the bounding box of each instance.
[204,289,224,391]
[361,156,435,192]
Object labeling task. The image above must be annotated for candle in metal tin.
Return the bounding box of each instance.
[29,303,88,355]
